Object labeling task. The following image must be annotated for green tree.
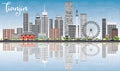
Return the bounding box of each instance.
[39,37,43,40]
[60,37,62,40]
[76,38,81,40]
[35,38,39,40]
[0,38,2,40]
[113,36,119,41]
[47,38,50,40]
[95,38,99,41]
[102,38,106,40]
[105,37,110,40]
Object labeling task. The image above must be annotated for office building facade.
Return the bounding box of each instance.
[17,28,23,34]
[50,28,59,40]
[3,29,15,40]
[80,14,87,38]
[23,13,29,32]
[35,13,41,33]
[49,19,54,40]
[102,18,106,39]
[42,7,48,38]
[107,23,116,39]
[29,22,33,32]
[64,2,73,36]
[68,25,76,38]
[112,28,118,39]
[49,19,53,29]
[31,25,39,35]
[55,16,63,38]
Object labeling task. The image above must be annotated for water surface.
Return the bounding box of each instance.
[0,42,120,71]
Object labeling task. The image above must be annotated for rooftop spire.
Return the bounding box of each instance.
[42,0,47,15]
[44,4,46,12]
[76,9,79,16]
[76,4,79,16]
[43,0,46,12]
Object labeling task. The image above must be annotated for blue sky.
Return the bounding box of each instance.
[0,0,120,38]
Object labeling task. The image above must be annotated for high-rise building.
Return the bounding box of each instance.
[31,25,39,35]
[50,29,59,40]
[55,16,63,38]
[35,13,41,33]
[75,9,79,38]
[42,5,48,38]
[102,18,106,39]
[80,14,87,38]
[3,29,15,40]
[112,28,118,39]
[65,2,73,36]
[29,22,33,32]
[49,19,54,40]
[107,23,116,39]
[23,13,29,32]
[50,29,54,40]
[17,28,23,34]
[54,28,59,40]
[68,25,76,38]
[49,19,53,29]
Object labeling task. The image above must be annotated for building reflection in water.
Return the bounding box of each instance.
[2,42,119,70]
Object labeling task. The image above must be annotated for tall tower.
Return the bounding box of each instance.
[55,16,63,38]
[75,9,79,38]
[42,5,48,38]
[80,14,87,38]
[49,19,53,29]
[102,18,106,39]
[35,13,41,33]
[49,19,54,40]
[64,2,73,36]
[23,13,29,32]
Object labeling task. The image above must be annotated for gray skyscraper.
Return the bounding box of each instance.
[35,13,41,33]
[42,6,48,38]
[65,2,73,36]
[80,14,87,38]
[17,28,23,34]
[49,19,53,29]
[68,24,76,38]
[23,13,29,32]
[31,25,39,35]
[102,18,106,39]
[55,16,63,37]
[29,22,33,32]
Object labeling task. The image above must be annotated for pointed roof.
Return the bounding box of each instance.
[42,1,48,15]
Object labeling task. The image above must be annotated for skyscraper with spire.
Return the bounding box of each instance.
[75,9,79,38]
[42,5,48,38]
